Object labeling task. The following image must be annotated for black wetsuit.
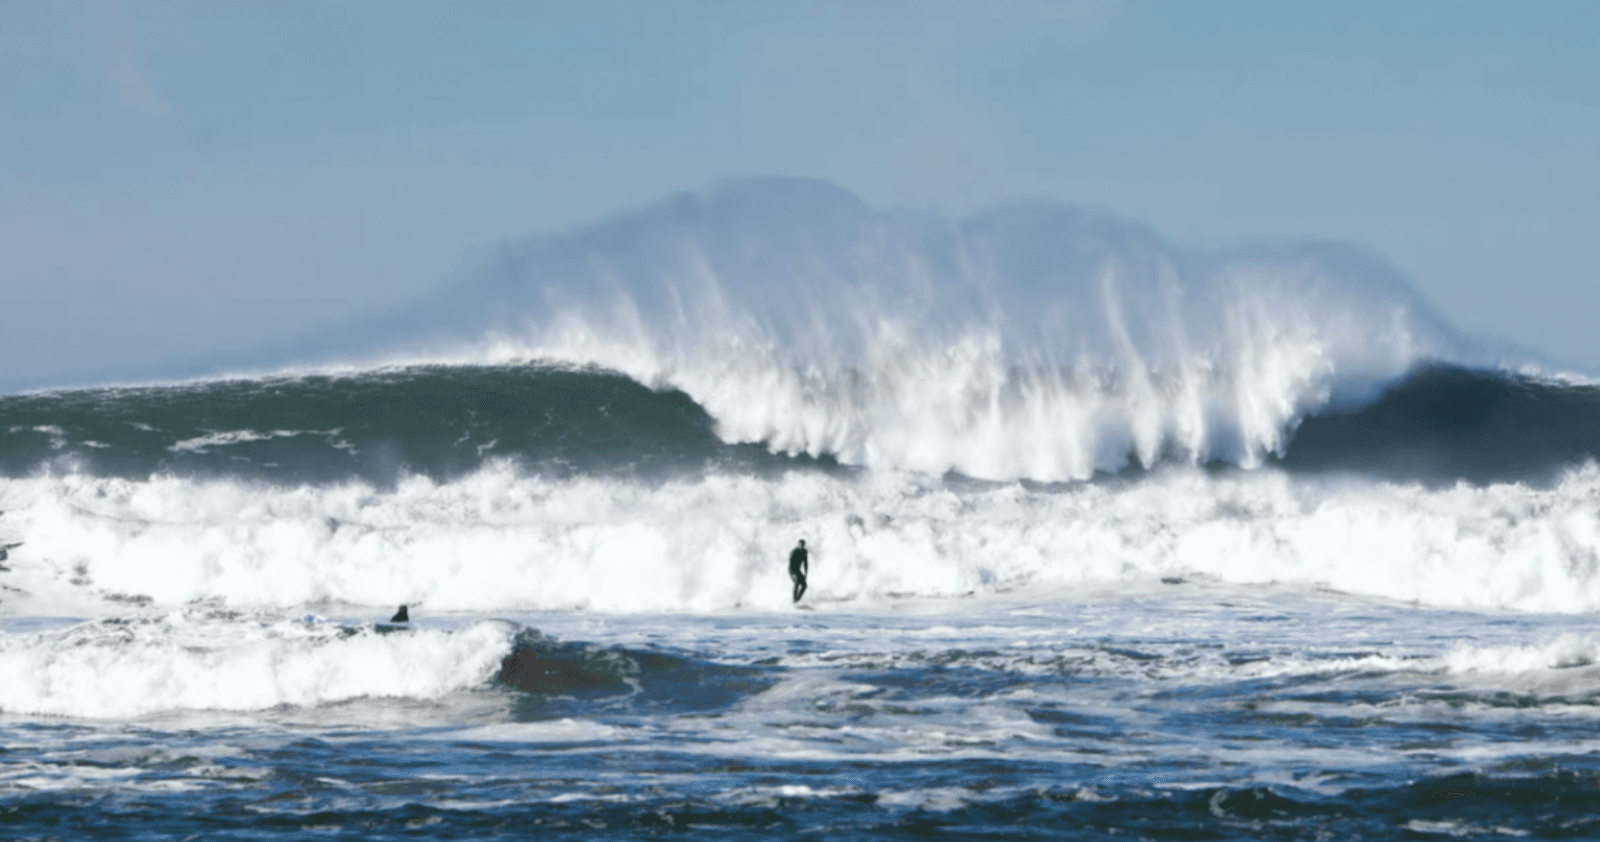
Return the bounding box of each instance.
[789,545,809,603]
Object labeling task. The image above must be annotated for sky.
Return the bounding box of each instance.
[1,0,1597,391]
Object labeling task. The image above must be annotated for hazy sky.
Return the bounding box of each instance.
[2,0,1597,391]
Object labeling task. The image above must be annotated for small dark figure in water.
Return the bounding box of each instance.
[391,605,409,623]
[789,540,809,603]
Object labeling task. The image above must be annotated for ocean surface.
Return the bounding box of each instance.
[5,180,1600,840]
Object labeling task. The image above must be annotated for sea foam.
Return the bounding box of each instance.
[5,460,1600,615]
[0,611,513,718]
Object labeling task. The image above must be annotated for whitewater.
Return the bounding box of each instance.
[4,179,1600,840]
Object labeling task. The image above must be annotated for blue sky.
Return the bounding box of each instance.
[2,0,1597,390]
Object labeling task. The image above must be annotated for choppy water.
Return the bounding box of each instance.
[5,586,1599,840]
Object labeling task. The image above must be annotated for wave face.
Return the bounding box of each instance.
[276,177,1492,482]
[0,365,786,485]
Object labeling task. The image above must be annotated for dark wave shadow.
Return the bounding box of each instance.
[1278,364,1600,486]
[493,627,775,721]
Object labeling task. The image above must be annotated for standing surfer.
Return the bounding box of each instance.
[789,540,809,603]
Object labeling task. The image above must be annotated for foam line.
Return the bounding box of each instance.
[6,461,1600,615]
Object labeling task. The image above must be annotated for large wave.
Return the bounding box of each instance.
[4,178,1594,623]
[247,177,1511,483]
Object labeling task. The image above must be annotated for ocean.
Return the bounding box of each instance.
[3,179,1600,840]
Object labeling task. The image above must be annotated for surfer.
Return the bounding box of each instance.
[789,540,809,603]
[391,605,409,623]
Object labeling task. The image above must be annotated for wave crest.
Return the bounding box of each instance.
[306,178,1474,481]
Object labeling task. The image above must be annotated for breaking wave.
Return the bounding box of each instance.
[199,176,1553,483]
